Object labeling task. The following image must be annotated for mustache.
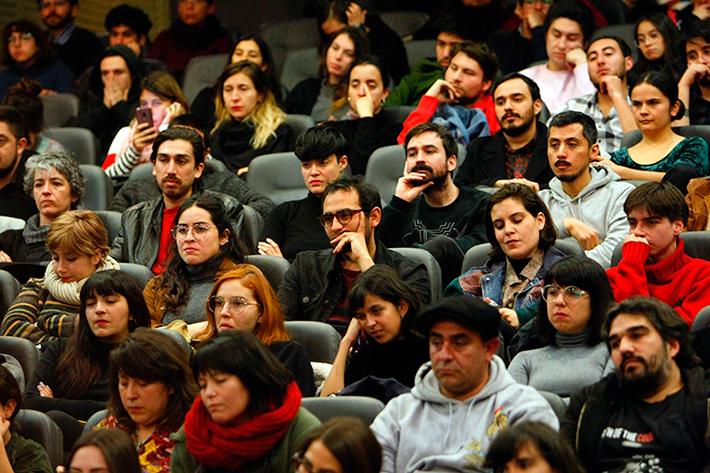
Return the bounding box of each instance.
[554,160,570,167]
[621,354,646,369]
[502,113,520,120]
[410,163,434,174]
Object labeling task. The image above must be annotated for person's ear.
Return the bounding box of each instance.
[194,162,205,179]
[338,154,348,170]
[3,398,16,420]
[484,337,500,361]
[536,212,546,231]
[397,299,410,318]
[589,143,600,161]
[481,79,493,94]
[671,218,684,236]
[625,55,634,72]
[532,98,543,116]
[368,206,382,228]
[219,228,230,246]
[667,337,680,360]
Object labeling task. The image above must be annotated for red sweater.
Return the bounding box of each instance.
[397,94,500,144]
[606,239,710,325]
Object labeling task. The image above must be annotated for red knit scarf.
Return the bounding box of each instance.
[184,381,301,469]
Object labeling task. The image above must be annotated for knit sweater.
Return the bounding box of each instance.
[507,329,614,398]
[606,239,710,325]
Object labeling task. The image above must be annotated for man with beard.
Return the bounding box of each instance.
[110,127,244,274]
[381,122,489,285]
[539,111,633,268]
[278,176,431,334]
[605,182,710,326]
[0,106,34,220]
[563,297,709,473]
[678,19,710,125]
[397,41,500,145]
[36,0,102,78]
[555,36,637,157]
[455,73,553,190]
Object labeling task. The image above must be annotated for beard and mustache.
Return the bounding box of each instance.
[616,349,672,398]
[409,163,449,191]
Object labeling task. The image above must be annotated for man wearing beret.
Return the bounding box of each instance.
[371,295,558,473]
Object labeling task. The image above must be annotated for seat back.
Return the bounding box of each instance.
[247,152,308,206]
[244,255,291,291]
[622,125,710,148]
[15,409,63,468]
[118,263,154,289]
[0,336,39,389]
[82,409,108,434]
[285,321,341,363]
[404,40,435,69]
[380,11,429,38]
[128,162,154,181]
[93,210,122,246]
[41,93,79,128]
[182,54,229,104]
[591,23,637,61]
[611,231,710,266]
[80,164,113,210]
[384,105,415,125]
[0,263,46,285]
[390,247,442,303]
[44,128,98,165]
[260,18,320,77]
[280,48,319,91]
[462,239,584,273]
[537,390,567,423]
[0,270,21,319]
[240,205,263,254]
[301,396,385,424]
[364,145,405,204]
[283,114,316,140]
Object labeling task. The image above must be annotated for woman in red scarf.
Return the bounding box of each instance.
[170,331,320,472]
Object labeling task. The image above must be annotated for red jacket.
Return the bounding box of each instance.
[606,239,710,325]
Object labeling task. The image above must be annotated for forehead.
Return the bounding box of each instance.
[350,64,381,82]
[494,78,531,99]
[178,205,212,223]
[236,39,260,51]
[157,139,195,159]
[626,206,665,221]
[436,31,464,43]
[216,277,252,295]
[34,167,67,181]
[407,131,445,151]
[429,319,480,339]
[588,38,622,55]
[101,55,128,71]
[111,24,136,35]
[224,72,254,87]
[609,312,658,337]
[332,33,354,50]
[323,188,360,210]
[449,51,482,70]
[549,17,583,35]
[686,36,710,51]
[491,196,526,217]
[0,121,15,138]
[548,123,585,141]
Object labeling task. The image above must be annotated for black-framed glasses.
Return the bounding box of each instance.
[291,453,338,473]
[542,285,588,301]
[209,295,261,313]
[319,208,362,228]
[170,223,214,240]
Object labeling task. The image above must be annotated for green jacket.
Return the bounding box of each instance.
[6,432,52,473]
[170,408,320,473]
[385,58,443,107]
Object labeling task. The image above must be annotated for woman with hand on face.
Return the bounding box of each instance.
[103,71,189,179]
[143,193,245,336]
[24,270,151,453]
[210,61,293,176]
[0,365,52,473]
[170,331,321,473]
[603,71,709,193]
[324,56,400,175]
[0,151,83,263]
[507,256,615,399]
[320,265,427,397]
[0,211,121,344]
[197,264,316,396]
[65,430,141,473]
[447,184,563,336]
[285,27,369,122]
[293,417,382,473]
[98,329,197,473]
[634,13,683,80]
[0,20,73,100]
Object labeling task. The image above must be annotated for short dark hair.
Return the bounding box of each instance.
[431,14,470,40]
[588,34,632,58]
[150,126,206,166]
[295,126,347,162]
[349,54,390,90]
[449,41,499,83]
[403,122,458,160]
[604,297,700,369]
[0,365,22,425]
[322,176,381,215]
[0,105,27,140]
[348,264,422,323]
[191,331,294,418]
[632,70,686,121]
[68,430,142,473]
[298,417,382,473]
[493,72,542,102]
[485,184,557,262]
[680,18,710,64]
[543,0,595,43]
[37,0,78,6]
[548,110,598,146]
[623,181,688,225]
[3,79,43,135]
[3,20,54,68]
[485,421,584,473]
[104,4,152,36]
[108,328,197,433]
[536,256,613,346]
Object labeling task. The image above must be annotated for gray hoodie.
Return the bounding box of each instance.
[538,166,634,268]
[371,356,558,473]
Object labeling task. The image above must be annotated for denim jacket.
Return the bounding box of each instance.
[278,241,431,323]
[446,247,566,327]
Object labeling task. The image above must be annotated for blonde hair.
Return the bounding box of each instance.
[213,61,286,149]
[46,210,109,260]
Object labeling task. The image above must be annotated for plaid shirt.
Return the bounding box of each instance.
[554,92,631,157]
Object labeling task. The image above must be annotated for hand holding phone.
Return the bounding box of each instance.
[136,107,153,126]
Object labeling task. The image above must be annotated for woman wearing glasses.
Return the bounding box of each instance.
[195,264,315,396]
[143,193,245,335]
[507,255,614,399]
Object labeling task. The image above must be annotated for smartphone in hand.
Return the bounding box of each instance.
[136,107,153,126]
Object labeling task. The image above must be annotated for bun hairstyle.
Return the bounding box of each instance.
[632,70,686,121]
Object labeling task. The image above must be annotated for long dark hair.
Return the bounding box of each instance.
[0,365,22,428]
[108,328,197,433]
[157,193,245,315]
[318,27,369,112]
[536,256,613,346]
[54,270,151,398]
[634,13,682,79]
[230,34,282,103]
[68,430,142,473]
[484,184,557,262]
[192,331,293,419]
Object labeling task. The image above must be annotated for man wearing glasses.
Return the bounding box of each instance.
[278,176,431,334]
[111,127,244,274]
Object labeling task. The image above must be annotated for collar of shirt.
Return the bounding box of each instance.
[52,23,75,45]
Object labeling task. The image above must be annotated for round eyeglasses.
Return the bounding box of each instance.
[541,285,588,301]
